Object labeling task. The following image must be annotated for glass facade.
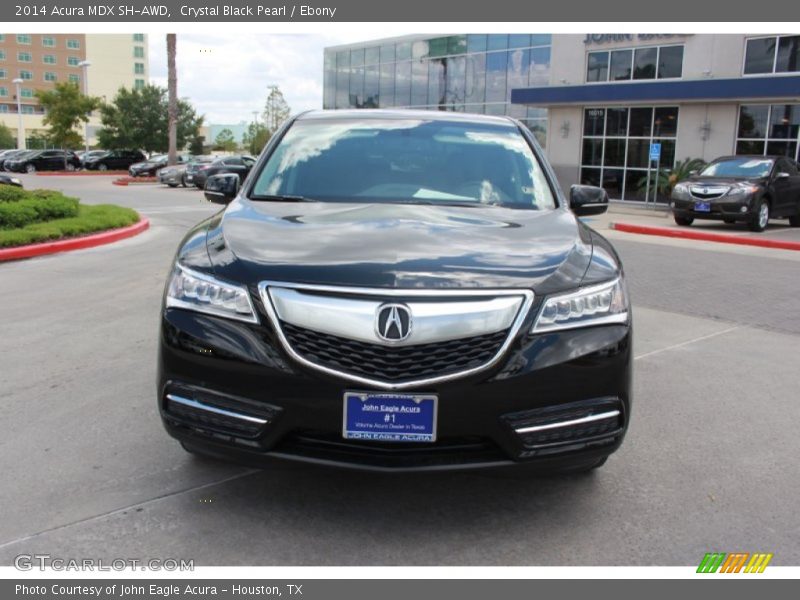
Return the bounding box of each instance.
[580,106,679,202]
[744,36,800,75]
[736,104,800,160]
[587,45,683,82]
[323,34,551,146]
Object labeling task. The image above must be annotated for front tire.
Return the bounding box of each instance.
[98,163,108,172]
[65,163,76,172]
[674,214,693,226]
[181,175,187,187]
[25,163,36,174]
[749,199,769,232]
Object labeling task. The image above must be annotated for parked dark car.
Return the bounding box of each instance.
[182,156,217,187]
[0,149,32,171]
[671,155,800,231]
[129,154,190,177]
[5,149,81,173]
[0,173,23,187]
[192,155,256,189]
[84,150,146,171]
[158,110,631,474]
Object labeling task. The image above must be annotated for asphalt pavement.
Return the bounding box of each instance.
[1,175,798,566]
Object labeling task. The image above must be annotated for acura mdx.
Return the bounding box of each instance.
[158,110,632,473]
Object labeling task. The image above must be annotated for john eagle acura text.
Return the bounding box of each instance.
[157,110,632,473]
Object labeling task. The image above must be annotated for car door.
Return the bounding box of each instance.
[41,151,60,170]
[771,158,800,216]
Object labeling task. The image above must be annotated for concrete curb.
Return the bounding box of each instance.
[112,178,158,186]
[609,221,800,252]
[0,217,150,261]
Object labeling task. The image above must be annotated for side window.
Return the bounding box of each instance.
[779,158,798,175]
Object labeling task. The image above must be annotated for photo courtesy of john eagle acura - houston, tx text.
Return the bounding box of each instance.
[157,109,632,473]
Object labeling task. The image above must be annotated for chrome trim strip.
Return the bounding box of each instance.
[257,281,535,391]
[532,312,629,333]
[165,393,268,425]
[268,286,523,346]
[514,410,621,435]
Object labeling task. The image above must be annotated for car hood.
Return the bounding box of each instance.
[200,199,595,294]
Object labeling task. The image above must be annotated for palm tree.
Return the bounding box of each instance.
[636,157,707,199]
[167,34,177,166]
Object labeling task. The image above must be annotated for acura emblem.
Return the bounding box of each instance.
[375,304,412,342]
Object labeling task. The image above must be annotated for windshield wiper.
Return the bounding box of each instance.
[249,194,318,202]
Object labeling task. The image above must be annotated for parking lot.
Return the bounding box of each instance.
[1,174,799,566]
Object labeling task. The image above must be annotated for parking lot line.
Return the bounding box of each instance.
[634,325,741,361]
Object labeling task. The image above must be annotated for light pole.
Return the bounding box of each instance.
[12,78,25,150]
[78,60,91,153]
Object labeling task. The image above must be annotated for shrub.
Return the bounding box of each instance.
[0,185,28,203]
[0,194,79,229]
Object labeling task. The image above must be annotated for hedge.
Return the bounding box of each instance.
[0,194,80,229]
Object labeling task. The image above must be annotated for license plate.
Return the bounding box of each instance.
[343,392,437,442]
[186,175,193,181]
[694,201,711,212]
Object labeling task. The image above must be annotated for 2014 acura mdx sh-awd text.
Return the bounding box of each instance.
[158,110,632,473]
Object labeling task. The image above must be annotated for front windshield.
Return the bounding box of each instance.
[250,117,557,210]
[700,158,774,178]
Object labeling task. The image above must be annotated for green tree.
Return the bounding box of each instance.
[0,123,15,148]
[263,85,291,133]
[188,135,205,156]
[213,128,238,152]
[35,82,100,167]
[97,84,203,155]
[241,121,270,155]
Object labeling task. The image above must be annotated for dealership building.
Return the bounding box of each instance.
[324,33,800,202]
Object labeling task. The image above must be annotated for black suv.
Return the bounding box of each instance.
[5,149,81,173]
[158,110,631,473]
[83,150,146,171]
[671,155,800,231]
[192,155,256,189]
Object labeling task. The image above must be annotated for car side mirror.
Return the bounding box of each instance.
[204,173,239,204]
[775,171,790,179]
[569,184,609,216]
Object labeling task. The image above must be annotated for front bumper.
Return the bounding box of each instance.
[158,306,632,472]
[672,195,756,221]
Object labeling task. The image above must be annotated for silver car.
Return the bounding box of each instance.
[157,163,189,187]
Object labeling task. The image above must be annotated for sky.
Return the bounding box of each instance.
[148,33,357,126]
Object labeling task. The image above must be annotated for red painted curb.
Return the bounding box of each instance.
[35,171,128,176]
[0,217,150,261]
[610,222,800,251]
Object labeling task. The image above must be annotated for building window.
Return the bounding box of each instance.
[134,46,145,58]
[68,74,80,84]
[22,105,35,114]
[0,68,6,79]
[16,35,32,45]
[20,87,34,98]
[580,106,679,202]
[19,70,33,80]
[744,36,800,75]
[134,78,145,90]
[0,35,5,42]
[0,50,5,61]
[43,54,56,65]
[42,36,56,47]
[0,87,7,97]
[133,33,145,42]
[0,104,7,113]
[586,45,683,82]
[66,39,80,49]
[68,56,80,66]
[736,104,800,160]
[134,62,145,75]
[44,72,57,82]
[18,52,32,63]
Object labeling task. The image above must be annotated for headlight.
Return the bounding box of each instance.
[672,183,690,199]
[726,185,759,197]
[532,277,629,333]
[166,264,258,324]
